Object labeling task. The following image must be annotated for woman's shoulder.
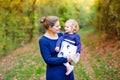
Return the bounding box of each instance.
[39,36,48,43]
[39,35,58,43]
[39,36,45,40]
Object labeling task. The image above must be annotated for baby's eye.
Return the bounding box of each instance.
[65,26,69,28]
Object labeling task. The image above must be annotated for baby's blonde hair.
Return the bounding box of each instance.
[66,19,79,33]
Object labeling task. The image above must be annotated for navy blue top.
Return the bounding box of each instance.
[56,33,81,53]
[39,33,74,80]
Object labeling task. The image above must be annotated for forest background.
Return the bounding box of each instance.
[0,0,120,80]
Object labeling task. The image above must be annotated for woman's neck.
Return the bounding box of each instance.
[44,30,58,39]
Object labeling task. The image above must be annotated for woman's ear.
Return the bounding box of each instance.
[48,26,52,30]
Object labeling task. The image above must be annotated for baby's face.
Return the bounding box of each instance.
[64,22,73,33]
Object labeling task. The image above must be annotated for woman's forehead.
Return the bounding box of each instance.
[55,21,59,24]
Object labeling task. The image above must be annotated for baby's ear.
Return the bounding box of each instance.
[73,28,77,33]
[48,26,52,30]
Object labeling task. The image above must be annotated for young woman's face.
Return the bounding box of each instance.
[64,22,72,33]
[49,21,61,34]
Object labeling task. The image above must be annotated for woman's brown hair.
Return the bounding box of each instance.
[39,16,58,29]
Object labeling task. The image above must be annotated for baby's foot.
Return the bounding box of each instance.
[65,66,74,75]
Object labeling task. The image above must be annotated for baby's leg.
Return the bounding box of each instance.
[64,62,74,75]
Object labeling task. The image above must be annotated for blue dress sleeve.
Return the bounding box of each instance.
[39,38,67,66]
[75,34,82,53]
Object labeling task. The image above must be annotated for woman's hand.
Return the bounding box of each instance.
[67,58,73,62]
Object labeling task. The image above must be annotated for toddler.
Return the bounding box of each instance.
[55,19,81,75]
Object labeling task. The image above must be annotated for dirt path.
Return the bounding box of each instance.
[0,42,37,79]
[80,45,95,80]
[1,40,119,80]
[0,40,96,80]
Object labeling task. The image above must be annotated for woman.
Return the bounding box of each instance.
[38,16,74,80]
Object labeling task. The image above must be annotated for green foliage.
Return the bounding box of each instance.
[94,0,120,38]
[37,0,96,29]
[0,0,38,57]
[0,0,102,57]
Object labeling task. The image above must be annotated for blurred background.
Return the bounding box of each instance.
[0,0,120,56]
[0,0,120,80]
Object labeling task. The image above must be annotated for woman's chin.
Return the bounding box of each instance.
[57,30,60,33]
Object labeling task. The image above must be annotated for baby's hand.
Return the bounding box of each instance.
[55,47,60,52]
[76,53,80,57]
[75,53,80,63]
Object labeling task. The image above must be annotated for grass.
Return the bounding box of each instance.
[91,53,120,80]
[0,42,46,80]
[74,63,90,80]
[79,26,95,35]
[79,26,95,46]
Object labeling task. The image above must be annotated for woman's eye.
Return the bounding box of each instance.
[56,25,59,27]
